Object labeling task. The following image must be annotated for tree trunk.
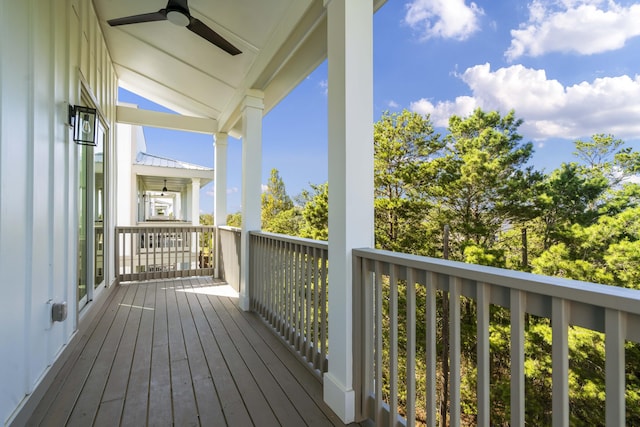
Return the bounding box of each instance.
[521,227,528,269]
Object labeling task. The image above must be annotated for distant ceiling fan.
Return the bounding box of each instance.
[160,179,177,196]
[107,0,242,56]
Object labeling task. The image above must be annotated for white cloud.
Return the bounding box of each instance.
[261,184,269,193]
[405,0,484,41]
[506,0,640,60]
[410,96,478,127]
[388,100,400,109]
[226,186,239,194]
[319,80,328,96]
[410,63,640,140]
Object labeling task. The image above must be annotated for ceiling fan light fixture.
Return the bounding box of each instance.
[167,9,190,27]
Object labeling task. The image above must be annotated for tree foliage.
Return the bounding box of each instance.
[434,109,542,262]
[374,110,444,254]
[297,182,329,240]
[232,109,640,426]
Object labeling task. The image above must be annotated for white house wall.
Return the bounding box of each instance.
[0,0,117,424]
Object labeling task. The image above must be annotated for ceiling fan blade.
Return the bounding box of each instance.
[187,18,242,55]
[108,10,167,27]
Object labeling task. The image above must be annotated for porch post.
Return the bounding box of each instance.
[324,0,374,423]
[214,133,228,227]
[214,132,228,278]
[239,90,264,311]
[190,178,200,225]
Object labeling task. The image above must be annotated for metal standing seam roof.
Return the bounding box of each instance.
[135,152,213,171]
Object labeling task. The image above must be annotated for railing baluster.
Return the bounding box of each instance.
[288,240,293,338]
[270,238,280,324]
[374,260,384,421]
[406,267,416,427]
[180,228,185,272]
[313,247,320,370]
[552,297,569,427]
[362,257,374,418]
[320,250,328,372]
[167,228,174,275]
[132,230,137,280]
[450,277,461,427]
[256,235,262,312]
[296,244,303,352]
[510,289,525,427]
[477,282,490,427]
[114,229,119,281]
[389,264,399,427]
[306,246,313,362]
[144,230,148,280]
[426,271,437,427]
[605,308,626,427]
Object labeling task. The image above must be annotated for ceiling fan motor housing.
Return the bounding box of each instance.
[167,9,190,26]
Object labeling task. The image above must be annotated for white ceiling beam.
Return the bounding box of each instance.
[116,105,218,134]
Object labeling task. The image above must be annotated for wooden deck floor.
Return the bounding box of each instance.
[27,277,352,427]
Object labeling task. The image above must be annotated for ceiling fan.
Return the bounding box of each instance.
[160,179,177,196]
[107,0,242,56]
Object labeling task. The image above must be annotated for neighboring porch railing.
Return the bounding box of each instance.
[352,247,640,427]
[115,225,215,282]
[249,231,329,379]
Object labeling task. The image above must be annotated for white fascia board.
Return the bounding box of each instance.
[132,164,215,182]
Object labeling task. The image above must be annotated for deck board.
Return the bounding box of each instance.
[26,277,355,427]
[66,284,139,427]
[185,285,253,426]
[29,285,129,426]
[218,296,341,427]
[120,282,155,426]
[194,290,281,426]
[209,293,307,427]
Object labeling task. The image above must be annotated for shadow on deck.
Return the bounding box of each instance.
[27,277,352,426]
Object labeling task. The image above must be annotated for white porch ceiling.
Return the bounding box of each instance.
[93,0,319,134]
[94,0,386,135]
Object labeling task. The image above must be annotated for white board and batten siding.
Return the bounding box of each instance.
[0,0,117,424]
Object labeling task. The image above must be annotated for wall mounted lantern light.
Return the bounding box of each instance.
[69,105,97,146]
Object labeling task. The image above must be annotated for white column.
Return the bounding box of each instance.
[323,0,374,423]
[239,90,264,311]
[180,191,187,221]
[214,133,229,278]
[190,178,200,225]
[214,133,228,227]
[175,193,182,220]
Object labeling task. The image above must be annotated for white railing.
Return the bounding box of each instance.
[115,225,215,282]
[352,247,640,427]
[250,232,329,378]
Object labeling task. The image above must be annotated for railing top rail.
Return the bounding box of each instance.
[218,225,241,233]
[249,231,328,251]
[116,224,216,230]
[353,247,640,316]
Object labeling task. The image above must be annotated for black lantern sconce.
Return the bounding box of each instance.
[68,105,98,146]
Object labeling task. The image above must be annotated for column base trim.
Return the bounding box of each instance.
[323,371,355,423]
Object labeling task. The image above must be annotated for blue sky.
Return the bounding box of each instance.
[119,0,640,215]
